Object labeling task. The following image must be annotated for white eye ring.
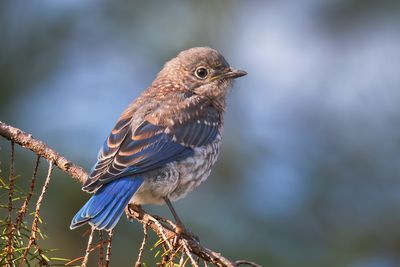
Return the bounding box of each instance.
[194,66,209,79]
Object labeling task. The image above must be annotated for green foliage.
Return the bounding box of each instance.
[0,160,70,266]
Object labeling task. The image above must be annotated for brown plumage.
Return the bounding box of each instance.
[71,47,246,231]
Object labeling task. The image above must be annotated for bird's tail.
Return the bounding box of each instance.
[70,176,143,231]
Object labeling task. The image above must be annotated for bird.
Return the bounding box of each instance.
[70,47,247,234]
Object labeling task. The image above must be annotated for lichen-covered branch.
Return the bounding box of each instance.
[0,121,260,267]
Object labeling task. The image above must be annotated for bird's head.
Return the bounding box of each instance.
[154,47,247,104]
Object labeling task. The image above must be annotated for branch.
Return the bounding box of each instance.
[0,121,87,184]
[0,121,260,267]
[126,205,240,267]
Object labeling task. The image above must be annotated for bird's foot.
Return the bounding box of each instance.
[174,223,199,243]
[126,204,144,221]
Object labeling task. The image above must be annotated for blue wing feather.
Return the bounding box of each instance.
[83,103,220,192]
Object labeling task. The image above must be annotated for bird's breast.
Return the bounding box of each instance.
[169,137,221,201]
[130,137,222,205]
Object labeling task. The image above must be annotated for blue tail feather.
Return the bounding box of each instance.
[70,176,143,231]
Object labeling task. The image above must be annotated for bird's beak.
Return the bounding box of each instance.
[223,68,247,79]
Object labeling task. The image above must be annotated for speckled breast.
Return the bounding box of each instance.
[130,137,221,205]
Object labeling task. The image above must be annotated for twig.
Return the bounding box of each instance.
[65,256,84,266]
[15,155,41,230]
[0,121,87,183]
[135,223,148,267]
[5,141,15,265]
[5,148,41,265]
[7,141,15,218]
[183,241,199,267]
[179,253,186,266]
[8,141,15,220]
[99,230,104,267]
[65,238,103,266]
[32,239,49,265]
[82,227,95,267]
[105,230,113,267]
[19,161,53,267]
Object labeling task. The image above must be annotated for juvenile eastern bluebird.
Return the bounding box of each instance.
[70,47,246,233]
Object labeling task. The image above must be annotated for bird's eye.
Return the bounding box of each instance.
[195,67,209,79]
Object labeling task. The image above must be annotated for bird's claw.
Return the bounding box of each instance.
[172,225,199,248]
[175,224,200,243]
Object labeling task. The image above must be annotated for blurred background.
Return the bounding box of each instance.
[1,0,400,266]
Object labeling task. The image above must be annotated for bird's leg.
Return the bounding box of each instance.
[163,197,199,242]
[163,197,184,232]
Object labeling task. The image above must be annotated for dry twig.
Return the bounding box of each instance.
[0,121,259,267]
[5,142,15,265]
[105,230,113,267]
[135,223,148,267]
[99,230,104,266]
[82,227,95,267]
[15,155,41,230]
[19,161,53,267]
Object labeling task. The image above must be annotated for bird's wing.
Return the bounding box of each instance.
[169,103,221,147]
[83,102,221,192]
